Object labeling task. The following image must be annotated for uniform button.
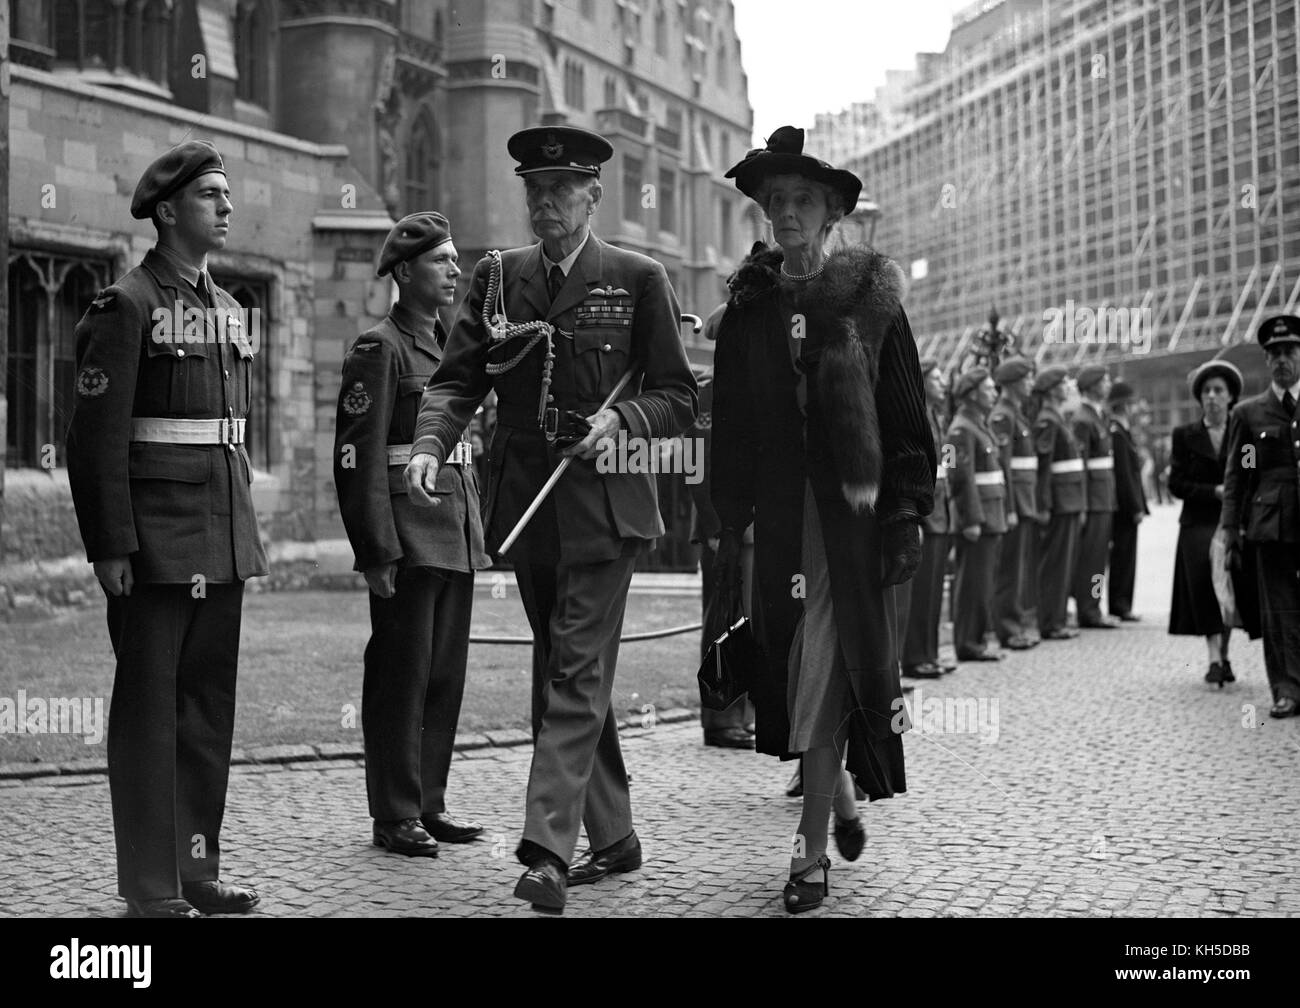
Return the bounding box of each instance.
[602,343,612,352]
[224,369,230,379]
[176,348,186,358]
[227,443,236,453]
[546,394,554,402]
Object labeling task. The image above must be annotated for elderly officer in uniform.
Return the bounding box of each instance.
[944,368,1012,662]
[404,126,697,911]
[1034,366,1086,641]
[900,357,953,679]
[989,356,1040,650]
[334,212,489,857]
[66,141,265,918]
[1106,380,1148,621]
[1070,364,1120,628]
[1221,315,1300,718]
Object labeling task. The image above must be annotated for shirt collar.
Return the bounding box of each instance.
[154,242,205,291]
[1272,379,1300,402]
[541,229,591,277]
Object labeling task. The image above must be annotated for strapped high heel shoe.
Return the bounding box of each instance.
[783,854,830,914]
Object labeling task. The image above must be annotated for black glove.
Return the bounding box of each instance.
[881,519,922,587]
[712,527,744,599]
[1220,526,1241,573]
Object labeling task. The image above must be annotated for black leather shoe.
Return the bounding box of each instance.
[515,860,566,912]
[704,727,756,749]
[1221,660,1236,683]
[1269,697,1299,719]
[940,662,958,673]
[422,812,484,844]
[125,897,201,919]
[1079,617,1121,629]
[902,663,944,679]
[833,816,866,862]
[1116,613,1141,622]
[373,818,439,857]
[181,880,259,914]
[1040,628,1079,640]
[568,831,643,886]
[1002,636,1035,650]
[956,650,1002,662]
[1205,662,1224,688]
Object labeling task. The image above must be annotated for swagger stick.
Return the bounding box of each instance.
[498,366,638,555]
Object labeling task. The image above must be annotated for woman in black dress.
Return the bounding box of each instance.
[1168,359,1242,685]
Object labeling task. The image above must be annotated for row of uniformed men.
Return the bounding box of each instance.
[897,357,1148,677]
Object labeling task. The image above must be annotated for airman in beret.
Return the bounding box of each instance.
[989,356,1040,650]
[1033,365,1085,639]
[1070,365,1119,628]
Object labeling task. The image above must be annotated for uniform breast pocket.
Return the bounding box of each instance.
[1254,424,1290,466]
[571,327,632,401]
[146,337,213,417]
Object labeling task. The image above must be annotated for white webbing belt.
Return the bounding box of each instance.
[387,441,473,467]
[1051,458,1085,474]
[973,470,1005,486]
[130,417,245,445]
[1009,456,1038,471]
[1085,456,1115,470]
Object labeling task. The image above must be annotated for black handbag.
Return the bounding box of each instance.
[697,583,756,711]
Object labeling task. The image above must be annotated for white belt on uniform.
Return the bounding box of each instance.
[1085,456,1114,470]
[935,466,947,482]
[973,470,1006,486]
[1009,456,1038,471]
[387,440,473,467]
[1051,458,1085,474]
[130,417,245,445]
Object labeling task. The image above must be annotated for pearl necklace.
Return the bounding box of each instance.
[780,260,825,282]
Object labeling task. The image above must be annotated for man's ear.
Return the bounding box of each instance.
[392,260,410,285]
[154,199,176,228]
[588,181,603,210]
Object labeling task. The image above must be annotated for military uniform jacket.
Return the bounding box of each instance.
[1221,389,1300,543]
[1072,400,1117,513]
[412,235,697,563]
[1035,404,1086,516]
[1109,419,1149,518]
[334,302,489,573]
[65,247,268,584]
[989,398,1038,517]
[923,404,950,535]
[944,406,1011,534]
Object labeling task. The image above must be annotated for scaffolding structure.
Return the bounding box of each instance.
[848,0,1300,399]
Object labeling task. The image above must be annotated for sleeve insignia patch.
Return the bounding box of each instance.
[89,290,116,312]
[342,381,372,417]
[75,367,109,398]
[353,340,381,352]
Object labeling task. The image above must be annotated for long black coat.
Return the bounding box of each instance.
[711,246,935,800]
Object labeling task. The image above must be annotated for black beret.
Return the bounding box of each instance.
[993,356,1034,384]
[1033,366,1068,393]
[1188,359,1243,401]
[1107,380,1136,404]
[508,126,614,177]
[377,211,453,277]
[130,140,225,220]
[954,367,991,399]
[1076,364,1109,392]
[1257,314,1300,349]
[918,357,940,375]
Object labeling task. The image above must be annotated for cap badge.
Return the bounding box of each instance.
[542,134,564,160]
[1275,320,1290,334]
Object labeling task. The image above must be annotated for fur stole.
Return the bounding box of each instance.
[727,243,907,512]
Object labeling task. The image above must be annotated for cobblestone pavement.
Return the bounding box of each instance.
[1,506,1297,918]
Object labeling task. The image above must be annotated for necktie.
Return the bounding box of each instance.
[548,264,564,305]
[195,271,213,308]
[1284,390,1297,416]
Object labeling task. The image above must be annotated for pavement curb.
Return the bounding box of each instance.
[0,708,699,784]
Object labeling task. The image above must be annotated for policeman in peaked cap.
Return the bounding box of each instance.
[66,141,266,917]
[1032,365,1086,639]
[1220,315,1300,717]
[404,124,697,910]
[944,368,1012,662]
[1070,364,1120,628]
[334,211,490,858]
[989,356,1040,649]
[1105,380,1148,621]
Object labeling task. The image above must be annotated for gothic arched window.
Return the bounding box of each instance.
[405,109,440,214]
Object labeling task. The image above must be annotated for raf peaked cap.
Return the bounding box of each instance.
[1257,314,1300,349]
[1107,380,1137,404]
[1034,366,1069,394]
[377,211,454,277]
[993,356,1034,384]
[1075,364,1109,392]
[1188,359,1243,401]
[508,126,614,177]
[954,367,991,400]
[130,140,226,220]
[725,125,862,215]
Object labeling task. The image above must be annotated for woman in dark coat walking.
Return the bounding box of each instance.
[1168,359,1246,684]
[711,127,935,912]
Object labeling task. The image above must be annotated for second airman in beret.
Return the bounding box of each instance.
[1070,365,1120,628]
[989,356,1040,650]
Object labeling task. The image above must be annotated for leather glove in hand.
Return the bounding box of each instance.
[882,520,923,586]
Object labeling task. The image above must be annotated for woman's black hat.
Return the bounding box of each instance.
[724,126,862,215]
